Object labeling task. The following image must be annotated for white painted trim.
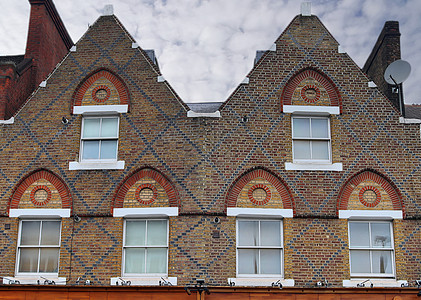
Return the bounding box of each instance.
[368,81,377,88]
[399,116,421,124]
[343,279,407,288]
[187,111,221,118]
[241,77,250,84]
[131,43,138,48]
[110,276,177,286]
[227,208,293,218]
[3,276,67,285]
[9,209,70,218]
[269,44,276,51]
[339,210,403,219]
[70,46,76,52]
[103,4,114,16]
[228,278,294,287]
[113,207,179,218]
[300,2,311,16]
[0,117,14,124]
[73,105,128,114]
[283,105,340,115]
[157,76,165,82]
[285,162,343,171]
[39,81,47,87]
[69,161,125,170]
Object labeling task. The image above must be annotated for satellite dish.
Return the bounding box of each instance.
[384,59,411,85]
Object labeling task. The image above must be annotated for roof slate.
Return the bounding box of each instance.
[186,102,223,113]
[405,105,421,119]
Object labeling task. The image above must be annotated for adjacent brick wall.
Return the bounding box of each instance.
[363,21,401,111]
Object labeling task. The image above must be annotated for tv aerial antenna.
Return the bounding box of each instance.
[384,59,411,117]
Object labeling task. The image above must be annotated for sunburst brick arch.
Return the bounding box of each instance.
[337,169,404,215]
[112,168,179,211]
[226,168,294,211]
[9,169,72,210]
[281,68,342,111]
[72,68,130,108]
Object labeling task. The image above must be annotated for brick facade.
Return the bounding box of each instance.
[0,3,419,298]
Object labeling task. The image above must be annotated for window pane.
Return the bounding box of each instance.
[238,221,258,246]
[125,248,145,273]
[21,221,40,246]
[39,248,59,273]
[293,118,310,137]
[100,140,117,159]
[293,140,311,159]
[147,220,167,246]
[101,118,118,137]
[311,118,329,138]
[19,248,39,272]
[126,221,146,246]
[40,221,60,246]
[238,249,258,274]
[83,119,100,138]
[82,140,99,159]
[146,248,167,273]
[372,251,393,274]
[371,223,391,248]
[260,249,281,274]
[349,222,369,247]
[260,221,281,246]
[350,250,371,273]
[312,141,329,160]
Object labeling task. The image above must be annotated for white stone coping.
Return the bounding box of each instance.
[227,208,293,218]
[0,117,14,124]
[187,111,221,118]
[338,210,403,220]
[113,207,179,218]
[3,276,67,285]
[228,278,294,287]
[399,116,421,124]
[9,209,70,218]
[157,76,165,82]
[69,161,125,170]
[285,162,343,171]
[110,276,177,286]
[343,279,407,288]
[283,105,340,115]
[73,105,128,114]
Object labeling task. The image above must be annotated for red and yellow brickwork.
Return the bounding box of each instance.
[0,10,419,293]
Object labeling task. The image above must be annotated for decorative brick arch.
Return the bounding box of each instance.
[337,169,404,215]
[9,169,72,210]
[226,167,294,212]
[72,68,130,108]
[112,168,179,210]
[281,68,342,112]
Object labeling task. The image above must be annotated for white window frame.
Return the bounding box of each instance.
[80,115,120,162]
[15,219,62,277]
[292,115,331,163]
[236,218,283,278]
[69,114,125,170]
[348,220,396,278]
[122,218,169,277]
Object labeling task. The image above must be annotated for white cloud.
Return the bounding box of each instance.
[0,0,419,103]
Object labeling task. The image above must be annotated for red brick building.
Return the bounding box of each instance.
[0,1,419,299]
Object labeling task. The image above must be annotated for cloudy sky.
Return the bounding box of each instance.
[0,0,420,104]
